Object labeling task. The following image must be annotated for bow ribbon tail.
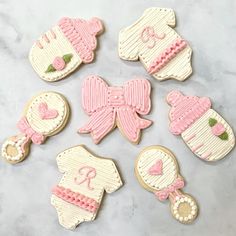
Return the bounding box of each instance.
[117,108,152,143]
[78,108,116,144]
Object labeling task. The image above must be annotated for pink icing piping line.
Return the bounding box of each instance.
[74,166,97,190]
[141,26,165,49]
[36,41,43,49]
[58,17,103,63]
[52,185,99,213]
[43,34,50,43]
[50,29,56,39]
[147,39,187,74]
[185,134,196,142]
[155,177,185,201]
[78,76,152,143]
[201,151,212,160]
[192,143,204,152]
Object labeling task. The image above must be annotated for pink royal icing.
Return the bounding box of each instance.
[211,123,226,136]
[52,57,66,71]
[141,26,165,49]
[58,17,103,63]
[17,117,45,144]
[155,177,185,201]
[38,102,59,120]
[74,166,97,190]
[78,76,152,144]
[52,185,99,213]
[147,39,187,74]
[148,160,163,175]
[167,90,211,135]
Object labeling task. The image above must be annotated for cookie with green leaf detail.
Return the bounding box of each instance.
[45,54,73,73]
[29,17,103,82]
[167,90,235,162]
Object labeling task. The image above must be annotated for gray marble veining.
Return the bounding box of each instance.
[0,0,236,235]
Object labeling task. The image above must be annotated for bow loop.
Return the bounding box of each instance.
[81,76,109,115]
[124,79,151,115]
[17,117,45,145]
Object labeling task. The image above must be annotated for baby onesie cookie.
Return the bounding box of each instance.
[78,75,152,144]
[135,145,198,224]
[51,145,123,230]
[29,17,103,82]
[167,90,235,161]
[119,8,192,81]
[1,92,70,164]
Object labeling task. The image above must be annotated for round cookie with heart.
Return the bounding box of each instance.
[135,145,198,224]
[1,91,70,164]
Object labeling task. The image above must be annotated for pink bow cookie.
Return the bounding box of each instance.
[78,76,152,144]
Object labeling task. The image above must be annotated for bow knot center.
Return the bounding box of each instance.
[107,87,125,106]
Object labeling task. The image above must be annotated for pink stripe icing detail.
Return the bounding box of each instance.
[50,29,56,39]
[167,90,211,135]
[147,39,187,74]
[155,178,185,201]
[52,185,99,213]
[201,151,212,160]
[192,143,204,152]
[78,76,152,144]
[58,17,103,63]
[36,41,43,49]
[43,34,50,43]
[185,134,196,142]
[17,117,45,144]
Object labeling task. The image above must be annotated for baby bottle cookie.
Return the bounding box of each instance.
[78,75,152,144]
[167,90,235,161]
[1,92,70,164]
[29,17,103,82]
[135,145,198,224]
[119,8,192,81]
[51,145,123,230]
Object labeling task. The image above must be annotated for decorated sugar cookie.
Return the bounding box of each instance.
[29,17,103,82]
[51,145,123,230]
[1,92,70,164]
[167,90,235,161]
[119,8,192,81]
[135,146,198,224]
[78,75,152,144]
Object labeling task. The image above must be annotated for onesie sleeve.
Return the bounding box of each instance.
[104,160,123,193]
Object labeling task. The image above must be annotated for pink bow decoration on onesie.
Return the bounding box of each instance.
[78,76,152,144]
[17,117,45,144]
[155,178,185,201]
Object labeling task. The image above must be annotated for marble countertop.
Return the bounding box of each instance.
[0,0,236,235]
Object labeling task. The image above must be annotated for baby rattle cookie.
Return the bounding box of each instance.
[119,8,192,81]
[135,145,198,224]
[29,17,103,82]
[78,75,152,144]
[1,92,70,164]
[51,145,123,230]
[166,90,235,161]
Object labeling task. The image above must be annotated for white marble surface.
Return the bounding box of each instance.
[0,0,236,235]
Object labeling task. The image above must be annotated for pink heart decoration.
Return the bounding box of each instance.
[148,160,163,176]
[38,102,59,120]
